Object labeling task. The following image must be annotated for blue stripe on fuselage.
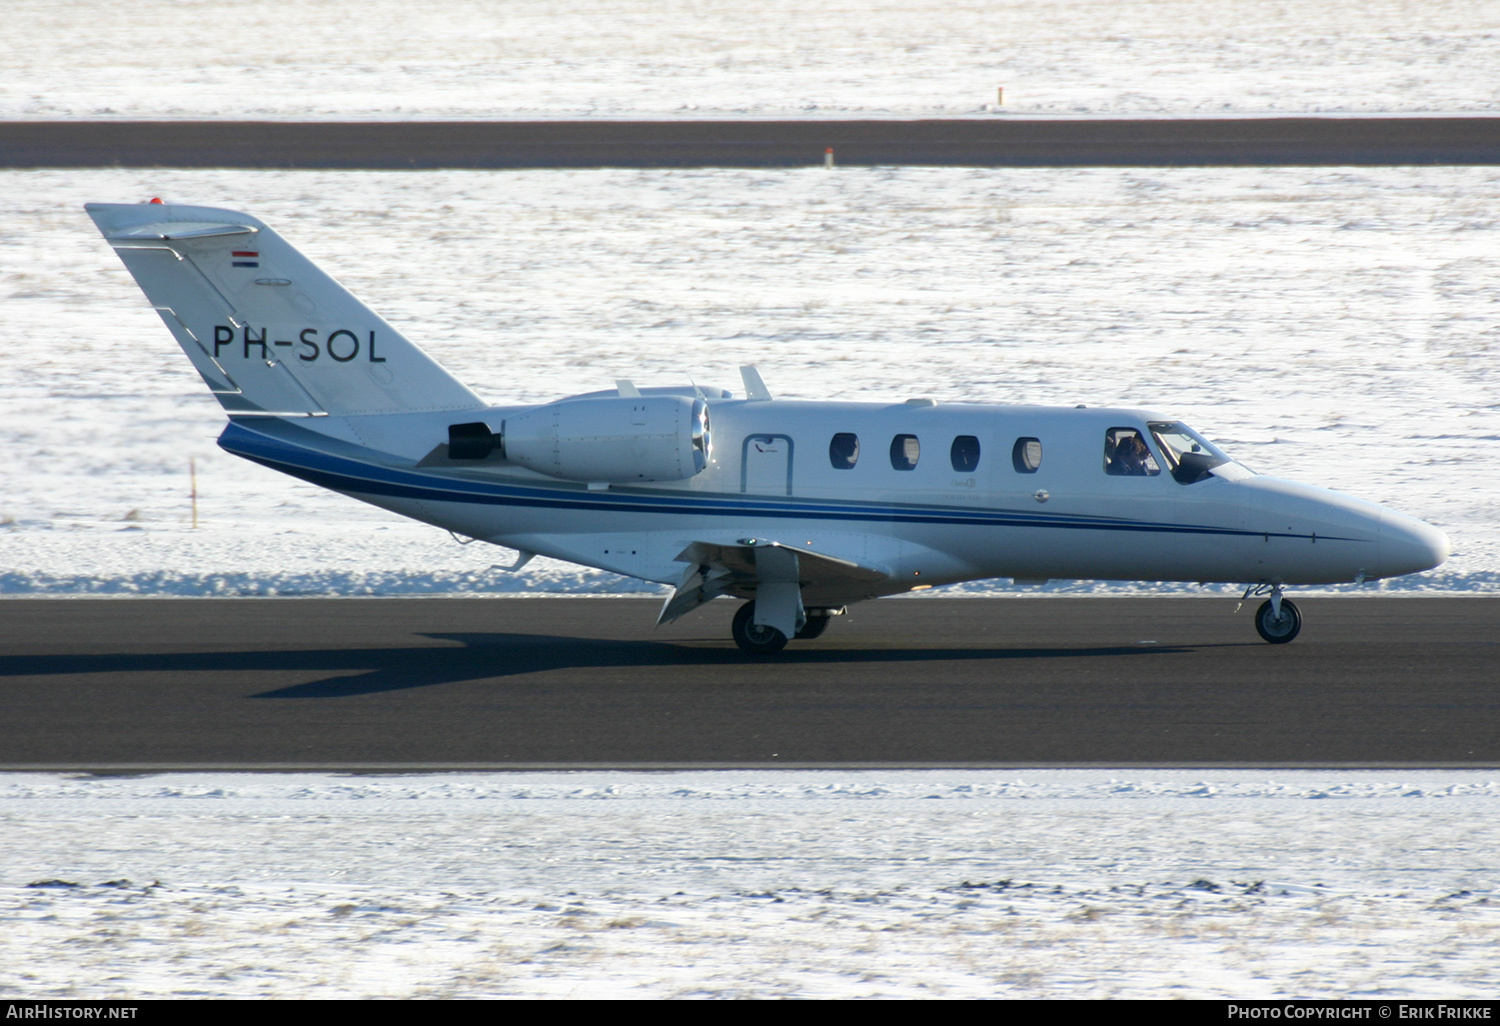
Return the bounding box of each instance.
[217,420,1335,541]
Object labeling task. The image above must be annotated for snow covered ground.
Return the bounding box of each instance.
[1,164,1495,595]
[4,0,1500,120]
[1,770,1497,999]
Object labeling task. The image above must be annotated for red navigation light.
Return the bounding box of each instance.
[148,197,163,204]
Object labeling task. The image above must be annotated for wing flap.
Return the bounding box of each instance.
[656,539,889,627]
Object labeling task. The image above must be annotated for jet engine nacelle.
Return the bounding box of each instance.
[450,395,711,482]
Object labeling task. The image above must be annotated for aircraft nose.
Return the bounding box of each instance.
[1380,515,1450,578]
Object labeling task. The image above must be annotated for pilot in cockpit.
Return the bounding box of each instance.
[1106,430,1156,476]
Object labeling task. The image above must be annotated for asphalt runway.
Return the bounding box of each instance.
[0,596,1495,769]
[4,117,1499,168]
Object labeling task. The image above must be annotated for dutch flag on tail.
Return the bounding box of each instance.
[231,250,259,268]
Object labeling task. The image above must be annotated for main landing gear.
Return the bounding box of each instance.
[1240,584,1302,644]
[730,602,839,654]
[731,601,787,654]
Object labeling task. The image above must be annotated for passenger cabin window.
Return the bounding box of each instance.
[1012,437,1042,473]
[1104,428,1161,477]
[950,435,981,472]
[890,434,920,471]
[1149,421,1232,485]
[829,432,860,469]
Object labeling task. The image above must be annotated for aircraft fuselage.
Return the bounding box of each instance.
[220,395,1448,606]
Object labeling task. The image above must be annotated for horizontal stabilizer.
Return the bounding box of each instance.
[105,220,257,241]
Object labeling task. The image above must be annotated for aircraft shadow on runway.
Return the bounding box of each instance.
[0,633,1198,700]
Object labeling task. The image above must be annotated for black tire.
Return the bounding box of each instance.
[1255,598,1302,644]
[732,601,789,654]
[794,613,832,640]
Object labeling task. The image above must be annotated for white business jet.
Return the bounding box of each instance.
[87,201,1449,653]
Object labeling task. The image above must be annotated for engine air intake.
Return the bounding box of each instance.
[447,422,496,460]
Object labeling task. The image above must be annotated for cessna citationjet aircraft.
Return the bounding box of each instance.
[88,201,1449,653]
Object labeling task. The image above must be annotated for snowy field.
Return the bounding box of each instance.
[1,164,1495,595]
[1,770,1497,999]
[4,0,1500,120]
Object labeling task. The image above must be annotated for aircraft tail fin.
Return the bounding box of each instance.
[86,201,485,417]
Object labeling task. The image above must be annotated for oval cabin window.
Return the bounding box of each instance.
[950,435,980,472]
[829,432,860,469]
[890,434,920,471]
[1012,437,1042,473]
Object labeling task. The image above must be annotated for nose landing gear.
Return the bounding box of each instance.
[1240,584,1302,644]
[1255,596,1302,643]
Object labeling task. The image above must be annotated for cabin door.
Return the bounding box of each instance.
[741,434,794,495]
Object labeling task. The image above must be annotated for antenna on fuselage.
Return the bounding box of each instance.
[740,365,772,401]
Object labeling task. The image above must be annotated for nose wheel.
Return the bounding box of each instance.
[1253,596,1301,644]
[1240,585,1302,644]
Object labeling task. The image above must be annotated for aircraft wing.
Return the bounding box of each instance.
[657,539,891,627]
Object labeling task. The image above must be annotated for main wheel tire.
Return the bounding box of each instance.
[794,614,832,640]
[1255,598,1302,644]
[732,601,789,654]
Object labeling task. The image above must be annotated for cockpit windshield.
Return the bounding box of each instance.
[1148,422,1236,485]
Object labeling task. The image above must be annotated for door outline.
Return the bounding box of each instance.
[741,433,795,495]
